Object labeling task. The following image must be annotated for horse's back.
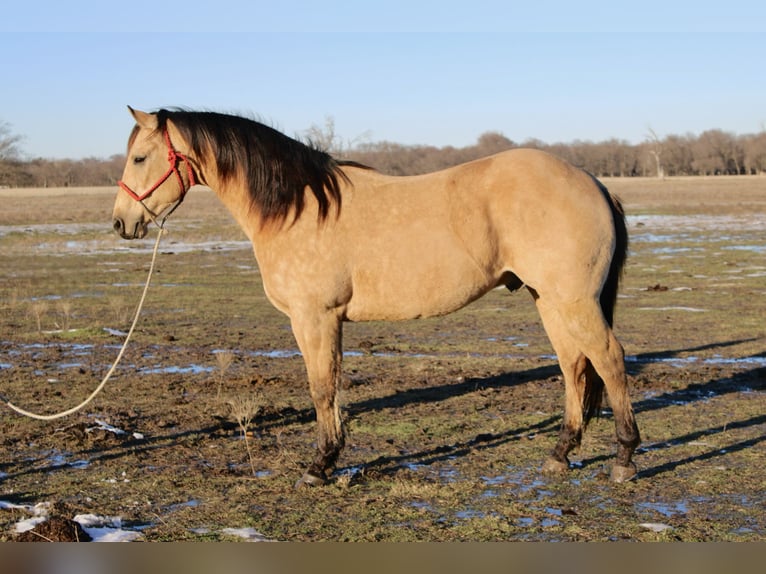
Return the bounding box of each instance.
[336,149,616,320]
[438,149,619,297]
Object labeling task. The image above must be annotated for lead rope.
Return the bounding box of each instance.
[1,224,166,421]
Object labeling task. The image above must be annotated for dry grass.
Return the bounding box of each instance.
[0,186,227,226]
[602,175,766,214]
[108,296,129,326]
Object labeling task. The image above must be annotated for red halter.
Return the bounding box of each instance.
[118,128,196,202]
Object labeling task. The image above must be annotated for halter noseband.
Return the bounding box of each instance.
[118,128,196,203]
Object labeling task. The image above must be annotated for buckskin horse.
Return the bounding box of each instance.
[113,107,640,486]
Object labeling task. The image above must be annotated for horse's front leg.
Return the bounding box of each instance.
[290,310,345,487]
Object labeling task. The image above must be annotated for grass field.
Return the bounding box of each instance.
[0,175,764,541]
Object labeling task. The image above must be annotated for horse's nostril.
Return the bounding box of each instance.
[113,218,125,236]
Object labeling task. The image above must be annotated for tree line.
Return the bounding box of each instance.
[342,128,766,178]
[2,117,765,188]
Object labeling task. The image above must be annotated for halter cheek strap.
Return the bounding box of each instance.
[118,128,196,203]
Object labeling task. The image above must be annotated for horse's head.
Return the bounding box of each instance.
[112,107,196,239]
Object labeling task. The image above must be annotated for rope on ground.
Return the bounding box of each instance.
[2,225,166,421]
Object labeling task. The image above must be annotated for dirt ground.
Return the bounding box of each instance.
[0,176,764,541]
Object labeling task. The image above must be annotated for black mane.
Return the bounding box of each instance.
[154,109,357,224]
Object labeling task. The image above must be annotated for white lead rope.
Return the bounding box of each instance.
[1,225,166,421]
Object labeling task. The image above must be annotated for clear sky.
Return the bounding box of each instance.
[2,1,764,159]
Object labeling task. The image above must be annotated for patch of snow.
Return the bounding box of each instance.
[220,527,272,542]
[639,522,673,533]
[73,514,144,542]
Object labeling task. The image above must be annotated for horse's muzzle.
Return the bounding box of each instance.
[112,217,147,240]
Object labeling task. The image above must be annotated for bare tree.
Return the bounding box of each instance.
[662,134,695,176]
[303,116,371,157]
[0,120,27,186]
[645,127,664,178]
[742,130,766,175]
[304,116,342,154]
[695,129,743,175]
[0,119,24,161]
[475,131,515,156]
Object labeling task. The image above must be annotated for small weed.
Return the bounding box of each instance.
[28,300,48,332]
[108,296,129,325]
[214,350,235,399]
[56,300,74,331]
[225,393,264,477]
[274,429,303,472]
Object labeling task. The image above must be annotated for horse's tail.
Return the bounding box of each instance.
[598,181,628,329]
[583,177,629,427]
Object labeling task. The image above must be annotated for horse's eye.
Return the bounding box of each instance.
[133,156,146,164]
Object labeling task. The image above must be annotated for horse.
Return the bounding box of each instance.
[113,107,640,486]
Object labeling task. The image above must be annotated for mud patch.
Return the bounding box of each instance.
[15,516,93,542]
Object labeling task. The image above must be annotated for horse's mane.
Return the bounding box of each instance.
[151,109,363,224]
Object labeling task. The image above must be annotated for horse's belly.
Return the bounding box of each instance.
[344,258,494,322]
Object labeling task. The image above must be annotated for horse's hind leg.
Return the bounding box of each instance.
[554,299,640,481]
[534,297,592,474]
[290,310,345,487]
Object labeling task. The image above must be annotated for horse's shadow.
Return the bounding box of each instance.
[340,338,765,479]
[346,337,762,418]
[627,338,758,366]
[614,340,765,479]
[2,339,762,484]
[346,362,559,416]
[244,359,562,434]
[633,413,766,479]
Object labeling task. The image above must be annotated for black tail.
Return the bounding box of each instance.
[598,183,629,329]
[583,176,629,426]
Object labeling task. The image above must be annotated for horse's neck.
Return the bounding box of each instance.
[206,176,262,241]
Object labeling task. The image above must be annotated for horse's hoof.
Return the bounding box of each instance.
[610,463,637,483]
[294,471,328,488]
[542,457,569,475]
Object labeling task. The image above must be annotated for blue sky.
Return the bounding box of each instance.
[2,2,764,159]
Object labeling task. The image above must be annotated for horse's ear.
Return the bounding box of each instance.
[127,106,158,130]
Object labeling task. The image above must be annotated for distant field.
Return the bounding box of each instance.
[0,185,229,227]
[0,186,115,197]
[603,175,766,214]
[2,175,765,226]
